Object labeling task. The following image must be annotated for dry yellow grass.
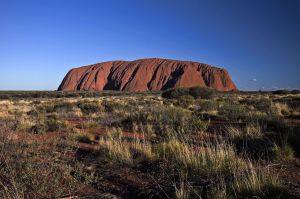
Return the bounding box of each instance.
[0,92,295,198]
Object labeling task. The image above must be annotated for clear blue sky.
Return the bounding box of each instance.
[0,0,299,90]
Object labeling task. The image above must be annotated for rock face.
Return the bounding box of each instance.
[58,58,237,92]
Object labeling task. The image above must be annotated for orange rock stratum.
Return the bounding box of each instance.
[58,58,238,92]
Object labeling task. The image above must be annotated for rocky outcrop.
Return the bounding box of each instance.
[58,58,237,92]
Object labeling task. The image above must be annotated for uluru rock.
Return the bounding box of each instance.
[58,58,238,92]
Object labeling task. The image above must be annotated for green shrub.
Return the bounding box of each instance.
[77,101,102,114]
[37,103,55,113]
[189,86,214,99]
[77,121,98,129]
[45,117,67,132]
[53,101,75,113]
[272,90,290,95]
[182,117,208,134]
[175,95,195,108]
[16,122,33,132]
[102,100,128,113]
[161,86,215,100]
[161,87,190,99]
[219,103,248,121]
[198,100,220,112]
[75,134,93,143]
[30,123,46,134]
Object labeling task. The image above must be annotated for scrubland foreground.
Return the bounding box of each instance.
[0,89,300,199]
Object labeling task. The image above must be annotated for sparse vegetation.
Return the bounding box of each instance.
[0,91,299,198]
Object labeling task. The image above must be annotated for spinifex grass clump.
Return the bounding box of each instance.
[98,128,133,164]
[226,122,263,139]
[272,143,294,161]
[232,163,285,198]
[157,138,244,174]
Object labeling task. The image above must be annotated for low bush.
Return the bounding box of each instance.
[219,102,248,121]
[53,101,75,113]
[291,90,300,94]
[162,86,215,100]
[161,87,190,99]
[189,86,215,99]
[272,90,290,95]
[182,116,208,134]
[16,121,33,132]
[175,95,195,108]
[37,102,55,113]
[45,117,67,132]
[77,120,98,129]
[30,123,47,134]
[77,100,102,114]
[75,133,94,143]
[198,100,220,112]
[102,100,131,113]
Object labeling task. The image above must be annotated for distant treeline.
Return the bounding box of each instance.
[239,90,300,95]
[0,90,162,99]
[0,89,298,100]
[271,89,300,95]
